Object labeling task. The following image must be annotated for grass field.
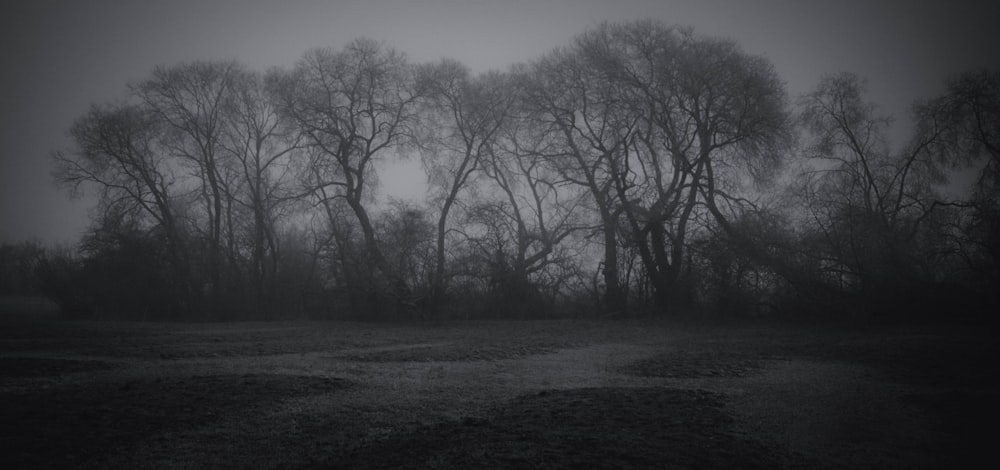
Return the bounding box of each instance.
[1,316,995,468]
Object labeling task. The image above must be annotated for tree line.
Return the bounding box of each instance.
[4,20,996,321]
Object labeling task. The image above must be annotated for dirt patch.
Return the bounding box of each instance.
[899,389,1000,462]
[0,319,994,468]
[0,373,350,468]
[624,350,762,378]
[827,330,1000,387]
[0,357,116,378]
[337,387,798,469]
[338,342,561,362]
[0,320,615,360]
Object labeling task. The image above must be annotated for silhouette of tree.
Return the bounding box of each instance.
[416,60,512,314]
[134,60,244,309]
[273,39,425,316]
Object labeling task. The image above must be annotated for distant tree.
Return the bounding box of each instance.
[31,245,92,319]
[55,28,999,322]
[272,224,328,318]
[915,69,1000,308]
[519,43,630,315]
[919,69,1000,185]
[52,102,192,315]
[54,103,180,246]
[536,21,792,315]
[134,60,244,310]
[376,202,436,314]
[617,24,790,314]
[686,207,806,317]
[273,39,424,316]
[465,103,587,318]
[796,73,949,314]
[217,68,302,318]
[75,211,179,319]
[416,60,512,314]
[0,241,46,296]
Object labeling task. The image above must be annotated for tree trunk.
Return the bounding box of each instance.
[601,221,626,315]
[348,197,413,317]
[431,196,455,316]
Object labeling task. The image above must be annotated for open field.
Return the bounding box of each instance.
[1,317,996,468]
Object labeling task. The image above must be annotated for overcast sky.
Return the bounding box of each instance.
[1,0,997,245]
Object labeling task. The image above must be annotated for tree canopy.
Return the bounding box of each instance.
[39,21,996,322]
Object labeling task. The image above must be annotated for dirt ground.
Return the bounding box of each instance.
[0,316,995,468]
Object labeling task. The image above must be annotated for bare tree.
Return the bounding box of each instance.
[474,100,586,316]
[526,21,791,315]
[376,202,436,300]
[272,39,424,314]
[52,103,190,314]
[919,69,1000,184]
[217,69,302,318]
[416,60,512,313]
[518,44,631,315]
[55,104,178,236]
[134,61,243,306]
[609,24,791,314]
[797,73,946,308]
[915,69,1000,303]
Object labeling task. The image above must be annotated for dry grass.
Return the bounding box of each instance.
[0,316,994,468]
